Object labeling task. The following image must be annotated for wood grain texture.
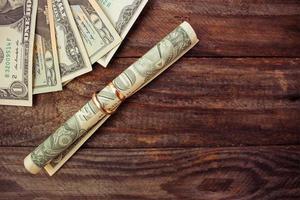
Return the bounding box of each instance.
[116,0,300,58]
[0,146,299,200]
[0,58,299,148]
[0,0,299,198]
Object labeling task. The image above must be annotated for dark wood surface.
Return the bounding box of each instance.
[1,0,300,199]
[1,146,300,199]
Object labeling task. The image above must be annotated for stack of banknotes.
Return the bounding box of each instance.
[0,0,148,106]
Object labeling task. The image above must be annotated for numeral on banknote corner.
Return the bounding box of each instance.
[0,0,38,106]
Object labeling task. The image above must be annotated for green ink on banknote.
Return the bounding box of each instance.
[4,38,12,78]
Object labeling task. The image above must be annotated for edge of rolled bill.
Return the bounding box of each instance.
[24,21,199,175]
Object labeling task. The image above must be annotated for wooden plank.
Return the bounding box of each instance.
[114,0,300,57]
[0,58,299,148]
[0,146,299,199]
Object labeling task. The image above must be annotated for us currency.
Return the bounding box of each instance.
[69,0,121,64]
[48,0,92,83]
[44,115,110,176]
[0,0,38,106]
[24,21,199,175]
[89,0,148,67]
[33,0,62,94]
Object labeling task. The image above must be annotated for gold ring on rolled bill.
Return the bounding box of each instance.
[92,93,114,115]
[92,83,125,114]
[24,21,199,175]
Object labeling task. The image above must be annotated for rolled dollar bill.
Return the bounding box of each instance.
[24,21,199,174]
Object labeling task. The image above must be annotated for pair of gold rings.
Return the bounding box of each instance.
[92,82,126,115]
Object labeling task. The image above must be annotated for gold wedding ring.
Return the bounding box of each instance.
[92,93,114,115]
[92,82,126,115]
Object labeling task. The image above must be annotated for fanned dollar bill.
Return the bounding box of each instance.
[0,0,38,106]
[69,0,122,64]
[48,0,92,83]
[89,0,148,67]
[33,0,62,94]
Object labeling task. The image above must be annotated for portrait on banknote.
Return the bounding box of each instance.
[0,0,23,24]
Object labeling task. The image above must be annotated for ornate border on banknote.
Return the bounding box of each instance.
[89,0,149,67]
[0,0,38,106]
[115,0,143,34]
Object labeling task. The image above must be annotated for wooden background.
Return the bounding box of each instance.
[1,0,300,199]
